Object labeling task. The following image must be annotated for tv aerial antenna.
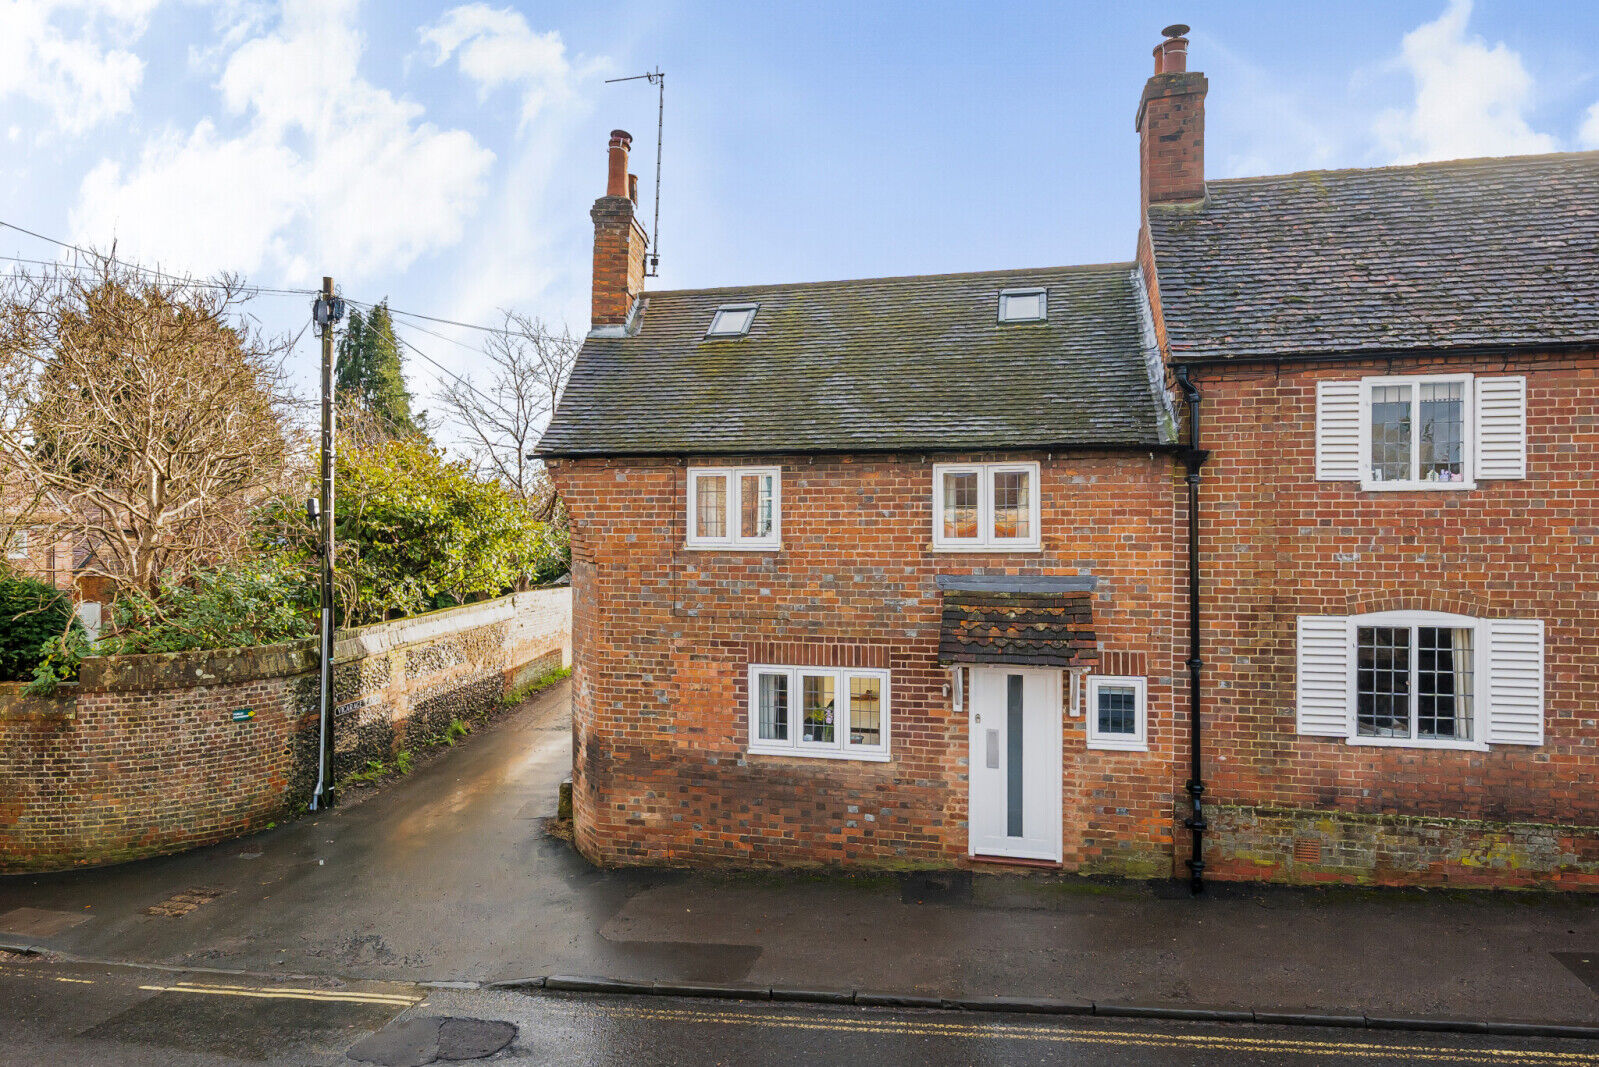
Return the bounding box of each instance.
[604,67,664,277]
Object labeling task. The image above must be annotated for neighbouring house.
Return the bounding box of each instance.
[540,29,1599,888]
[1,491,75,592]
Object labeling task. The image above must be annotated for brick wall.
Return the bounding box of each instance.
[550,452,1183,874]
[0,587,571,873]
[1187,350,1599,888]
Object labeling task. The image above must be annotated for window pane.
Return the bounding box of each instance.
[1001,292,1043,321]
[1419,382,1465,482]
[695,474,727,539]
[757,672,789,742]
[1006,675,1024,837]
[1369,384,1412,482]
[709,308,754,335]
[801,674,836,744]
[992,469,1031,539]
[1357,626,1411,737]
[942,471,979,539]
[740,473,774,539]
[1097,686,1138,736]
[848,675,881,747]
[1418,626,1473,740]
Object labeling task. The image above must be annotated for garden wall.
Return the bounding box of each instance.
[0,586,571,874]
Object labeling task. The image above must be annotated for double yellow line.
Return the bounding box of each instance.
[136,981,421,1008]
[579,1003,1599,1065]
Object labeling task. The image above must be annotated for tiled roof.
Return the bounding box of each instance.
[536,265,1172,456]
[937,592,1098,669]
[1146,151,1599,360]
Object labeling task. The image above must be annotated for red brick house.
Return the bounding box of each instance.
[541,29,1599,888]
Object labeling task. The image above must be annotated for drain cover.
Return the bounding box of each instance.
[145,887,226,917]
[347,1016,516,1066]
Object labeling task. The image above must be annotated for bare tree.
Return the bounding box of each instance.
[0,259,298,597]
[433,311,576,515]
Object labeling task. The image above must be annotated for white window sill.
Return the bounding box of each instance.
[1346,736,1489,752]
[928,543,1043,554]
[683,542,782,553]
[747,745,891,763]
[1359,481,1476,493]
[1087,738,1148,752]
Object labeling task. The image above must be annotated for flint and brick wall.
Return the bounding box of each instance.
[1187,350,1599,888]
[0,587,571,873]
[550,452,1182,875]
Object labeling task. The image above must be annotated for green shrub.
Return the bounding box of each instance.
[0,574,80,682]
[99,560,313,655]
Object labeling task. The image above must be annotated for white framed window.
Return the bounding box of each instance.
[1316,374,1526,487]
[1086,675,1147,751]
[748,664,890,761]
[998,288,1047,323]
[686,466,780,550]
[931,461,1041,551]
[1297,611,1544,750]
[5,528,27,560]
[706,303,758,338]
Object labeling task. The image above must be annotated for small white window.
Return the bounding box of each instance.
[998,288,1047,323]
[748,664,890,761]
[1086,675,1147,751]
[1362,374,1473,490]
[931,462,1041,551]
[6,528,28,560]
[706,303,758,337]
[686,467,780,550]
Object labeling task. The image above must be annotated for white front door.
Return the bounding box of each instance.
[967,666,1063,862]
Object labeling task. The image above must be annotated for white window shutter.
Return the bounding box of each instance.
[1474,376,1527,480]
[1297,616,1350,736]
[1315,381,1361,481]
[1486,618,1544,746]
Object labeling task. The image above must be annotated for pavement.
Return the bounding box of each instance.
[2,679,1599,1033]
[4,955,1597,1065]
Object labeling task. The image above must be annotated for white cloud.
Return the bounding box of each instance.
[70,0,494,282]
[0,0,157,135]
[1579,101,1599,150]
[421,3,585,129]
[1374,0,1559,164]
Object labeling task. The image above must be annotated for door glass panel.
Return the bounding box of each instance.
[757,672,788,742]
[942,471,979,539]
[801,673,836,745]
[848,675,881,747]
[1006,674,1024,838]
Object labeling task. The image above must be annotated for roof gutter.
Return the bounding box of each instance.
[535,440,1187,461]
[1174,364,1210,895]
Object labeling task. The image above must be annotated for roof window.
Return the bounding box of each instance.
[998,288,1047,323]
[707,303,758,337]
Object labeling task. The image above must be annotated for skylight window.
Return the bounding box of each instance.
[707,303,758,337]
[998,288,1047,323]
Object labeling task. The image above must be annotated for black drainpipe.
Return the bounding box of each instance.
[1174,365,1210,895]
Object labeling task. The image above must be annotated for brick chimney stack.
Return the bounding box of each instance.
[1136,24,1207,208]
[591,129,649,329]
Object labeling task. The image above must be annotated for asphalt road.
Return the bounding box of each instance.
[3,955,1596,1066]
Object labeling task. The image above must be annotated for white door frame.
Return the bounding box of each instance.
[966,665,1063,863]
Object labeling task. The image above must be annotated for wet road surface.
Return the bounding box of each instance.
[3,680,1599,1027]
[3,955,1597,1066]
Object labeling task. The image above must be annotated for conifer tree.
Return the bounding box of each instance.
[336,301,423,437]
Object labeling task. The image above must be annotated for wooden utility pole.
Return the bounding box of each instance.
[310,276,342,811]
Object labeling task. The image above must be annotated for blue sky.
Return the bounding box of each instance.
[2,0,1596,434]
